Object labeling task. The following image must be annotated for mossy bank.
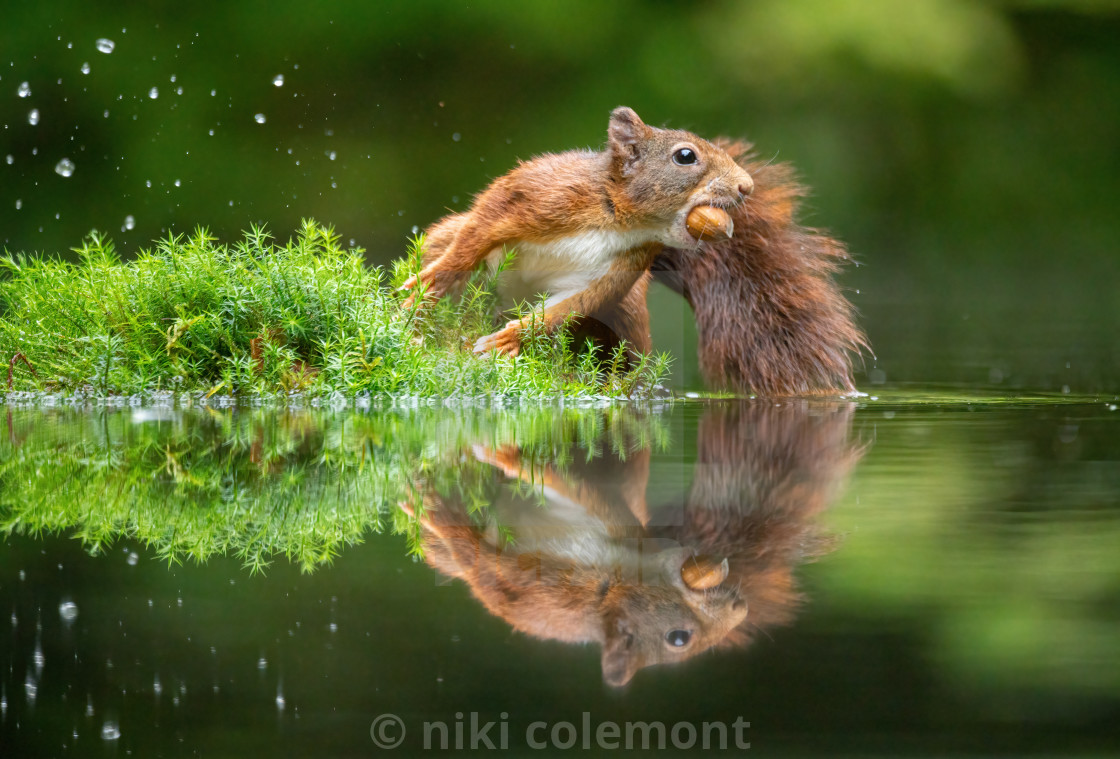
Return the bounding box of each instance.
[0,221,669,403]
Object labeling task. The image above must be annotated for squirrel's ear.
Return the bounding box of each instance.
[601,623,641,688]
[608,107,651,170]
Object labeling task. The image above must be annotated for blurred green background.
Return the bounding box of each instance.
[2,0,1118,391]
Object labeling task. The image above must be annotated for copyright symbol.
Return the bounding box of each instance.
[370,713,406,749]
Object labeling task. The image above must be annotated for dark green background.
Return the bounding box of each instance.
[3,0,1118,390]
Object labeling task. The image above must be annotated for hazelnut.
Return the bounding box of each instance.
[685,205,734,240]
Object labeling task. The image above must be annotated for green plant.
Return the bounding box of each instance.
[0,221,669,401]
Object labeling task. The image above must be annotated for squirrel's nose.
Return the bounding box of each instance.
[738,175,754,198]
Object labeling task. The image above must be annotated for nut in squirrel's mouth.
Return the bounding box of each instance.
[683,204,736,242]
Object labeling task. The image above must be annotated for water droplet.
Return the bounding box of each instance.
[254,113,266,124]
[59,600,79,622]
[5,155,12,164]
[25,675,37,703]
[17,81,31,97]
[15,199,21,210]
[28,109,40,126]
[328,150,336,160]
[153,675,162,696]
[329,623,338,633]
[210,88,216,96]
[101,721,120,740]
[85,698,94,717]
[81,62,91,75]
[272,74,284,87]
[33,644,45,672]
[126,549,139,564]
[173,179,181,187]
[170,74,177,83]
[257,658,267,670]
[452,132,461,142]
[121,215,135,232]
[96,38,115,54]
[148,86,159,99]
[54,158,75,177]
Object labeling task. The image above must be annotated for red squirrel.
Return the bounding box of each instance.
[401,401,863,686]
[400,107,753,356]
[651,140,869,396]
[402,107,867,395]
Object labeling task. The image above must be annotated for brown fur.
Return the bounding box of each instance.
[405,109,867,393]
[402,107,753,357]
[403,402,864,686]
[650,141,869,395]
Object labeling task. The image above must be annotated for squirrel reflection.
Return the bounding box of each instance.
[403,402,864,687]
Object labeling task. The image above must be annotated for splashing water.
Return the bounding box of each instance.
[59,600,79,622]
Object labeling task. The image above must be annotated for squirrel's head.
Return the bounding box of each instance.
[607,106,754,246]
[599,548,748,688]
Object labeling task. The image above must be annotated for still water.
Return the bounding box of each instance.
[1,394,1119,756]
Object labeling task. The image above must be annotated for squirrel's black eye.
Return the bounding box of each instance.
[666,630,692,648]
[672,148,698,166]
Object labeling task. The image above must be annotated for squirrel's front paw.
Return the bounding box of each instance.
[472,321,523,357]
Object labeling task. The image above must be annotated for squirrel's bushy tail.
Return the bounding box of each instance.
[653,141,868,396]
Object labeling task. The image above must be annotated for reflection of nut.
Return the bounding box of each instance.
[681,555,729,590]
[686,206,734,240]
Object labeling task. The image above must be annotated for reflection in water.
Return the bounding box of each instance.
[3,400,1120,755]
[0,404,670,570]
[405,402,864,686]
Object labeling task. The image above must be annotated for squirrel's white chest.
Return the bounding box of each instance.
[488,228,653,309]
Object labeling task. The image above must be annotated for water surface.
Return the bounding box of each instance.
[1,394,1119,756]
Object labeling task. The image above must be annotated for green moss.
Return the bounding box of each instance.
[0,220,669,402]
[0,405,667,573]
